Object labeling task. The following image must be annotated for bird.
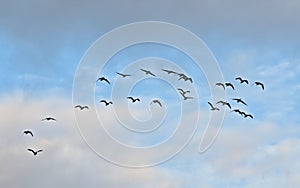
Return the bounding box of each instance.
[27,148,43,156]
[140,69,156,77]
[116,72,132,78]
[177,88,190,95]
[23,130,33,137]
[231,98,247,106]
[96,76,110,84]
[208,102,220,111]
[216,100,231,109]
[100,100,113,106]
[41,117,56,121]
[127,97,140,103]
[235,77,249,84]
[252,81,264,90]
[178,75,193,83]
[244,113,254,119]
[161,69,177,74]
[74,105,89,110]
[151,99,162,107]
[215,82,225,90]
[231,109,245,117]
[225,82,235,90]
[179,92,194,100]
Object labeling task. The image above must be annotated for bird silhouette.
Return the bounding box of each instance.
[177,88,191,95]
[208,102,220,111]
[231,98,247,106]
[225,82,235,90]
[127,97,141,103]
[215,82,225,90]
[97,77,110,84]
[244,113,254,119]
[27,149,43,156]
[74,105,89,110]
[140,69,156,77]
[151,99,162,107]
[161,69,177,74]
[23,130,33,137]
[235,77,249,84]
[216,100,231,109]
[116,72,132,78]
[100,100,113,106]
[231,109,245,117]
[179,92,194,100]
[178,75,193,83]
[41,117,56,121]
[252,81,264,90]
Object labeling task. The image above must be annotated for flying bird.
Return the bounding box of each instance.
[179,92,194,100]
[215,82,225,90]
[231,109,245,117]
[178,75,193,83]
[225,82,235,90]
[74,105,89,110]
[216,100,231,109]
[232,98,247,106]
[244,113,254,119]
[151,99,162,107]
[140,69,156,77]
[23,130,33,137]
[235,77,249,84]
[41,117,56,121]
[116,72,132,78]
[252,81,264,90]
[161,69,177,74]
[100,100,113,106]
[97,77,110,84]
[127,97,141,103]
[27,149,43,156]
[177,88,190,95]
[208,102,220,111]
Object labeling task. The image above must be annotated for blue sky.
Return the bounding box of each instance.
[1,0,300,187]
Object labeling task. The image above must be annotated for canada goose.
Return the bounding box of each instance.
[252,81,264,90]
[161,69,177,74]
[140,69,156,77]
[225,82,235,90]
[116,72,132,78]
[96,77,110,84]
[151,99,162,107]
[177,88,190,95]
[127,97,141,103]
[216,100,231,109]
[74,105,89,110]
[23,130,33,137]
[27,149,43,156]
[215,82,225,90]
[100,100,113,106]
[231,98,247,106]
[235,77,249,84]
[208,102,220,111]
[41,117,56,121]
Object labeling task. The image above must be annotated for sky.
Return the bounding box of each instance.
[1,0,300,187]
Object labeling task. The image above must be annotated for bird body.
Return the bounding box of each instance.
[151,99,162,107]
[42,117,56,121]
[24,130,33,137]
[74,105,89,110]
[216,100,231,109]
[127,97,140,103]
[252,81,264,90]
[27,149,43,156]
[97,77,110,84]
[244,113,253,119]
[215,82,225,90]
[235,77,249,84]
[208,102,220,111]
[161,69,177,74]
[232,98,247,106]
[116,72,132,78]
[140,69,156,77]
[100,100,113,106]
[225,82,235,90]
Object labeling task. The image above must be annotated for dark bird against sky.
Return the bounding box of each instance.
[215,82,225,90]
[97,76,110,84]
[252,81,264,90]
[74,105,89,110]
[127,97,141,103]
[27,148,43,156]
[140,69,156,77]
[161,69,177,74]
[116,72,132,78]
[100,100,113,106]
[216,100,231,109]
[41,117,56,121]
[225,82,235,90]
[208,102,220,111]
[23,130,33,137]
[151,99,162,107]
[231,98,247,106]
[235,77,249,84]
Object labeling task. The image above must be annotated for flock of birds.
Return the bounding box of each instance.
[23,67,264,156]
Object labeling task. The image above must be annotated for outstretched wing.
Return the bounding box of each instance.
[27,149,34,154]
[207,102,214,109]
[37,150,43,153]
[74,105,82,108]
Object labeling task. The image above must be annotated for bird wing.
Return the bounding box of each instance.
[240,100,247,106]
[149,72,156,76]
[207,102,214,108]
[243,80,249,84]
[37,150,43,153]
[74,105,81,108]
[136,98,141,101]
[226,103,231,109]
[103,78,110,84]
[127,97,134,102]
[100,100,107,103]
[83,106,89,109]
[216,101,224,104]
[27,149,34,153]
[177,88,184,93]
